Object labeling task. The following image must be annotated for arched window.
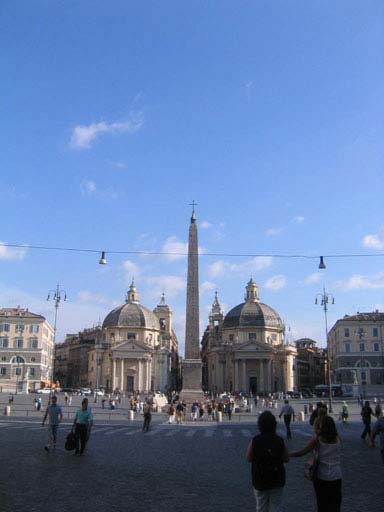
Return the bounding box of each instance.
[10,355,25,364]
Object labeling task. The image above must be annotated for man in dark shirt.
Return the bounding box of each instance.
[246,411,289,511]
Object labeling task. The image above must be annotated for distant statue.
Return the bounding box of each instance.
[352,370,358,384]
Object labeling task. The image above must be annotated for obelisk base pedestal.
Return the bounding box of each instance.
[179,359,204,403]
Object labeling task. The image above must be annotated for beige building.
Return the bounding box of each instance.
[0,307,54,392]
[55,281,181,394]
[328,311,384,395]
[201,279,297,394]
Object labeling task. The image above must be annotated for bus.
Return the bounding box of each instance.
[314,384,343,398]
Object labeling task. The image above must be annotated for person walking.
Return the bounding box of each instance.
[227,401,233,421]
[42,395,63,452]
[340,402,348,424]
[72,398,93,455]
[142,401,152,432]
[361,401,374,440]
[279,400,295,439]
[176,402,184,424]
[370,411,384,465]
[374,400,382,419]
[246,411,289,512]
[37,396,42,411]
[310,402,327,427]
[290,416,342,512]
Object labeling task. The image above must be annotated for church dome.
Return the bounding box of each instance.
[222,279,283,329]
[222,302,283,329]
[102,281,160,330]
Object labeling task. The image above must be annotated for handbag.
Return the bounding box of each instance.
[65,431,77,451]
[304,440,319,481]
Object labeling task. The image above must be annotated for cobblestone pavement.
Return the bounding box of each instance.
[1,415,384,512]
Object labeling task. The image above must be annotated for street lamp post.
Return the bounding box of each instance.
[315,287,335,413]
[47,284,67,400]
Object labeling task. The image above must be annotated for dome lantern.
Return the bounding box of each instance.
[126,280,139,304]
[245,277,259,303]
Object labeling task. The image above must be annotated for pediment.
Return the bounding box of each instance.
[112,340,152,357]
[235,341,273,353]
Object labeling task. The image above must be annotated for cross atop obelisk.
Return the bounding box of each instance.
[180,202,203,400]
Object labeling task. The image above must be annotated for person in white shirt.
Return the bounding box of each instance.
[279,400,295,439]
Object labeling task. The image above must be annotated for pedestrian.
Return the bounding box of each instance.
[42,395,63,452]
[199,403,204,420]
[64,392,68,405]
[361,401,374,440]
[102,398,106,409]
[279,400,295,439]
[290,416,342,512]
[37,396,42,411]
[142,401,151,432]
[168,404,175,424]
[246,411,289,512]
[227,402,233,421]
[176,402,184,424]
[310,402,326,427]
[313,406,328,436]
[191,403,198,421]
[72,398,93,455]
[340,402,348,424]
[370,412,384,465]
[374,400,382,419]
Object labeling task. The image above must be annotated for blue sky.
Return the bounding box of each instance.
[1,1,384,353]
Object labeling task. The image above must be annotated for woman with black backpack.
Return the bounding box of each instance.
[246,411,289,511]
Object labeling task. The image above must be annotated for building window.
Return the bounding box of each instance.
[16,324,25,333]
[361,371,366,381]
[373,327,379,337]
[0,367,6,375]
[29,324,39,334]
[271,333,277,341]
[31,357,36,362]
[127,333,136,340]
[229,334,234,342]
[359,343,365,352]
[15,338,24,348]
[249,333,256,341]
[29,368,35,376]
[13,368,21,376]
[29,338,38,349]
[345,343,351,353]
[344,328,350,338]
[374,343,380,352]
[0,337,8,348]
[1,356,6,361]
[0,323,10,332]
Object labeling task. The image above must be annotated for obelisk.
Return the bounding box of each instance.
[180,202,203,401]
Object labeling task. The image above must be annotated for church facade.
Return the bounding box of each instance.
[201,279,296,394]
[85,281,180,394]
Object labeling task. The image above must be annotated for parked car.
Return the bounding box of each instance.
[94,389,105,396]
[37,388,52,394]
[80,388,92,395]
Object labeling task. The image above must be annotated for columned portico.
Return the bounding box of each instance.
[259,359,264,392]
[120,359,124,392]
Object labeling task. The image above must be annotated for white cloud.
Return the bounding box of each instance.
[207,260,227,278]
[293,216,305,223]
[70,114,143,149]
[304,272,322,284]
[146,275,186,299]
[77,291,111,305]
[207,256,273,279]
[109,160,127,170]
[81,180,97,195]
[161,236,188,261]
[362,226,384,250]
[80,180,118,200]
[335,272,384,290]
[230,256,273,273]
[264,275,287,291]
[200,220,212,229]
[0,242,27,261]
[122,260,141,281]
[265,227,282,237]
[200,281,216,295]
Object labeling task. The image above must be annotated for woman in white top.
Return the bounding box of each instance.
[290,416,342,512]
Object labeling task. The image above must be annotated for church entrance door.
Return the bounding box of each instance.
[249,377,257,396]
[126,375,134,393]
